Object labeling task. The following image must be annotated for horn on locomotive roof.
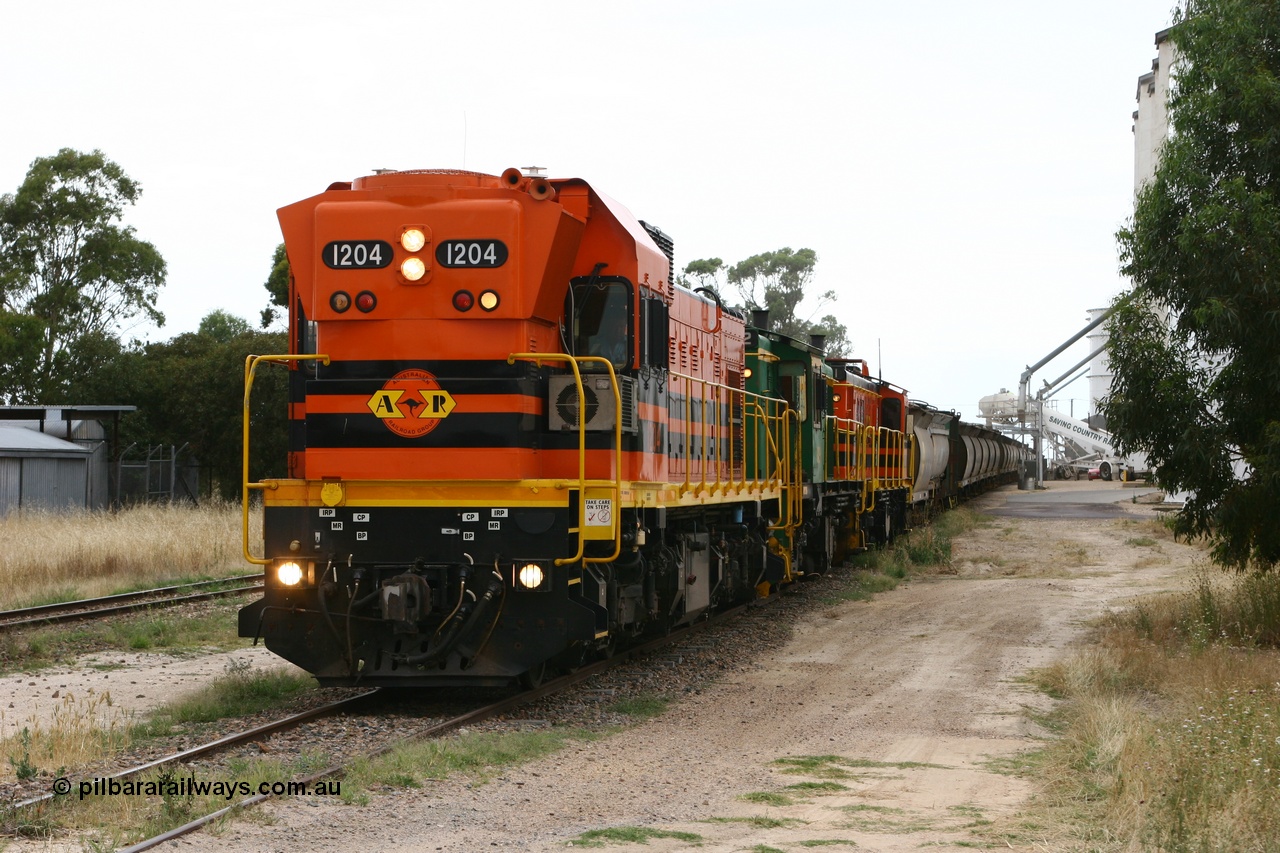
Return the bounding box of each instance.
[528,178,555,201]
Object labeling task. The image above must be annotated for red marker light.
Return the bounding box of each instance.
[452,290,474,312]
[355,291,377,313]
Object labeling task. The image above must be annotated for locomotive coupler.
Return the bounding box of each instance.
[380,573,432,635]
[393,567,504,666]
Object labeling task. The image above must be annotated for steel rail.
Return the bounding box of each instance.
[0,575,265,631]
[12,689,381,812]
[117,599,760,852]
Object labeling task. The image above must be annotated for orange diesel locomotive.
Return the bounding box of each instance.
[239,168,794,686]
[239,167,1024,687]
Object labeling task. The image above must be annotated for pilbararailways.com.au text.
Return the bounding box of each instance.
[54,776,341,801]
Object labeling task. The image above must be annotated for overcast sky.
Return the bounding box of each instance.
[1,0,1176,422]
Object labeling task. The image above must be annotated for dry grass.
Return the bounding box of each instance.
[0,501,261,610]
[1116,515,1179,542]
[1,691,134,783]
[0,663,312,786]
[1054,540,1093,567]
[1022,567,1280,851]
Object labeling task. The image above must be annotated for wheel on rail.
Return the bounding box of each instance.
[518,662,548,689]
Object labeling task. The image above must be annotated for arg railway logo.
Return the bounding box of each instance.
[366,369,456,438]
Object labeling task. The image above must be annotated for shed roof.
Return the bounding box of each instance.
[0,425,91,455]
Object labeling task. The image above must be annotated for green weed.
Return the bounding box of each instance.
[705,815,805,828]
[343,728,595,798]
[133,663,313,738]
[784,781,850,793]
[572,826,702,846]
[739,791,795,806]
[607,695,670,719]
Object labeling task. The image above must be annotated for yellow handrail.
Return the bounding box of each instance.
[507,354,622,566]
[861,426,879,512]
[767,407,802,581]
[242,353,330,566]
[825,414,862,482]
[671,372,789,501]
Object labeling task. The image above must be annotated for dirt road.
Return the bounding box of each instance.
[154,481,1199,851]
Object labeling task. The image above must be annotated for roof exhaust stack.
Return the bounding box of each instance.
[809,333,827,351]
[751,309,770,330]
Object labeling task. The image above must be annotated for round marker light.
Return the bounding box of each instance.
[517,563,545,589]
[330,291,351,313]
[743,367,753,379]
[452,290,474,312]
[401,257,426,281]
[478,290,500,312]
[277,561,304,587]
[355,291,377,313]
[401,228,426,252]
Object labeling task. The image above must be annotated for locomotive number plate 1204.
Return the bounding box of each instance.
[323,241,394,269]
[436,240,508,268]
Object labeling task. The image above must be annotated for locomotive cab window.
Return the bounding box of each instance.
[810,364,826,419]
[569,276,632,371]
[779,365,807,422]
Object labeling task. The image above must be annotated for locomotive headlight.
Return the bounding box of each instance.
[517,563,545,589]
[743,367,753,379]
[400,228,426,252]
[276,561,304,587]
[401,257,426,281]
[478,290,500,311]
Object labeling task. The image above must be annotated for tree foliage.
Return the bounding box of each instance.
[1106,0,1280,570]
[728,247,824,338]
[70,315,288,500]
[681,247,850,355]
[260,243,289,328]
[199,308,253,343]
[0,149,165,403]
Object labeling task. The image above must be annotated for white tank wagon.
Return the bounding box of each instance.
[909,406,953,504]
[907,402,1028,508]
[959,422,1025,488]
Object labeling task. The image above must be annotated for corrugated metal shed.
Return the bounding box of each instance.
[0,425,91,512]
[0,406,133,514]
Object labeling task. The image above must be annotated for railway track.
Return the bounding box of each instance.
[10,688,382,813]
[24,599,757,851]
[0,575,265,631]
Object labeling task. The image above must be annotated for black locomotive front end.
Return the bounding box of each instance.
[240,499,606,687]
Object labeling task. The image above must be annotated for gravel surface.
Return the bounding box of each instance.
[2,481,1202,852]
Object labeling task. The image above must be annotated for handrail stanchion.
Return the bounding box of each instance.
[507,354,622,566]
[242,353,330,566]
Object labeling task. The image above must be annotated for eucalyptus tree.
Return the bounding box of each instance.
[0,148,165,402]
[681,247,850,355]
[1106,0,1280,570]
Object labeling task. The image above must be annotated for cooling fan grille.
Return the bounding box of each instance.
[555,383,599,427]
